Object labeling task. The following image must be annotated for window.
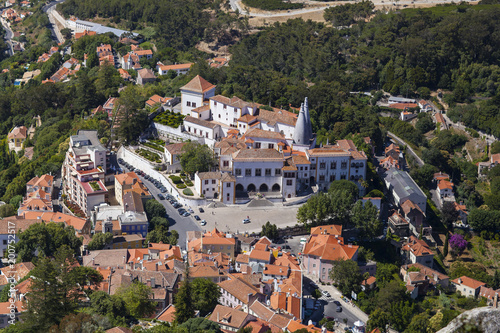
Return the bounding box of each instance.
[275,168,281,175]
[220,246,223,250]
[235,169,241,176]
[319,162,326,169]
[311,164,316,170]
[234,108,237,112]
[341,162,347,169]
[255,169,262,177]
[205,180,209,185]
[223,104,227,109]
[2,240,6,245]
[223,161,229,167]
[218,114,221,118]
[255,143,261,148]
[265,169,272,176]
[214,101,217,106]
[331,162,337,169]
[268,144,274,149]
[192,102,196,108]
[226,183,231,187]
[304,173,308,177]
[245,169,252,176]
[286,180,293,186]
[319,175,325,181]
[212,180,216,184]
[330,175,335,182]
[186,101,191,107]
[340,175,346,180]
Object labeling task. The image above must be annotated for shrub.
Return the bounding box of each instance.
[169,175,183,184]
[153,111,185,128]
[176,184,187,189]
[242,0,303,11]
[183,188,193,196]
[185,181,194,187]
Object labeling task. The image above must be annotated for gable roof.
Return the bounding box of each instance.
[302,234,358,261]
[402,236,433,257]
[218,276,261,304]
[310,224,342,236]
[181,75,216,93]
[165,142,187,155]
[209,305,253,329]
[452,276,486,290]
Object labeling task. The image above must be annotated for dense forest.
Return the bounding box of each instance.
[57,0,247,50]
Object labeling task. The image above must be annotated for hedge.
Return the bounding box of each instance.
[183,188,194,196]
[176,184,187,189]
[169,175,183,184]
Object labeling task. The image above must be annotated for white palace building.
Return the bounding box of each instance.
[167,76,368,203]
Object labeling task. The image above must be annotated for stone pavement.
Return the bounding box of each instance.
[191,203,299,234]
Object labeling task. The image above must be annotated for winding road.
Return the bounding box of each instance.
[0,17,14,56]
[42,0,67,44]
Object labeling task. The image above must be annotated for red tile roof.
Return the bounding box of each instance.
[452,276,486,290]
[181,75,216,93]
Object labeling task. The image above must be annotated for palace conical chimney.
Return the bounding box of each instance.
[293,103,308,145]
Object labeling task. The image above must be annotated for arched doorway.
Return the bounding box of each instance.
[214,192,218,199]
[259,184,268,192]
[272,183,281,192]
[236,184,244,192]
[247,184,256,192]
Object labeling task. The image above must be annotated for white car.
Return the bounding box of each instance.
[242,218,250,224]
[200,220,207,226]
[321,290,330,298]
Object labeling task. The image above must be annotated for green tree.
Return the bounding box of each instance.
[60,28,73,40]
[329,259,362,295]
[351,200,382,239]
[377,280,408,312]
[0,203,15,217]
[16,222,82,262]
[441,201,459,230]
[179,142,217,176]
[115,85,149,144]
[297,191,332,226]
[375,263,399,289]
[404,312,429,333]
[174,266,195,324]
[443,233,449,257]
[9,195,23,208]
[150,216,169,230]
[179,317,222,333]
[367,308,389,333]
[145,225,170,244]
[191,278,221,316]
[145,199,167,220]
[328,179,359,200]
[87,232,113,251]
[24,245,103,331]
[260,221,279,241]
[115,281,156,319]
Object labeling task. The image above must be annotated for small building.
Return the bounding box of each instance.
[194,171,235,204]
[157,63,193,76]
[451,276,486,298]
[401,236,434,268]
[384,168,427,213]
[136,68,156,85]
[7,126,27,152]
[208,305,256,332]
[388,211,409,237]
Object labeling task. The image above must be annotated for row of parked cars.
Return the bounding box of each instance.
[118,158,168,195]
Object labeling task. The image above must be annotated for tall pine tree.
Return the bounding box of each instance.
[174,263,195,324]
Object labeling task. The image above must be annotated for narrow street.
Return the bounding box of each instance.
[0,18,14,56]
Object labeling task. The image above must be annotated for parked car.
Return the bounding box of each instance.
[242,218,250,224]
[161,188,167,193]
[182,212,190,217]
[194,215,201,221]
[157,194,165,200]
[198,207,204,213]
[200,220,207,226]
[178,209,186,215]
[333,300,341,306]
[336,306,342,312]
[321,290,330,298]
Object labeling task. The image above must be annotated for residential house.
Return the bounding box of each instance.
[156,304,176,324]
[451,276,486,298]
[418,100,433,112]
[385,143,401,161]
[0,262,34,287]
[114,172,151,207]
[7,126,27,152]
[187,228,237,259]
[388,212,409,237]
[310,224,342,236]
[208,305,256,332]
[194,171,236,204]
[180,75,216,116]
[157,63,193,76]
[164,142,186,172]
[0,218,41,257]
[479,286,500,306]
[118,68,131,81]
[0,301,25,329]
[401,200,429,237]
[218,275,265,311]
[145,95,172,108]
[301,233,358,283]
[401,236,434,268]
[136,68,156,85]
[401,263,449,298]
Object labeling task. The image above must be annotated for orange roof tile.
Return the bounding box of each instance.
[181,75,216,93]
[452,276,486,290]
[310,224,342,236]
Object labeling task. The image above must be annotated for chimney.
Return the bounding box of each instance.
[156,263,158,271]
[92,258,95,265]
[458,278,462,284]
[123,255,126,264]
[217,312,219,322]
[146,279,151,287]
[494,292,498,308]
[151,277,155,287]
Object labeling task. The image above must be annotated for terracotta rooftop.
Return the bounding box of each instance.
[402,236,433,257]
[156,304,176,323]
[310,224,342,236]
[452,276,486,290]
[209,305,253,329]
[181,75,216,93]
[184,115,219,129]
[249,249,272,262]
[302,234,358,261]
[218,277,260,304]
[232,148,283,161]
[245,128,285,140]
